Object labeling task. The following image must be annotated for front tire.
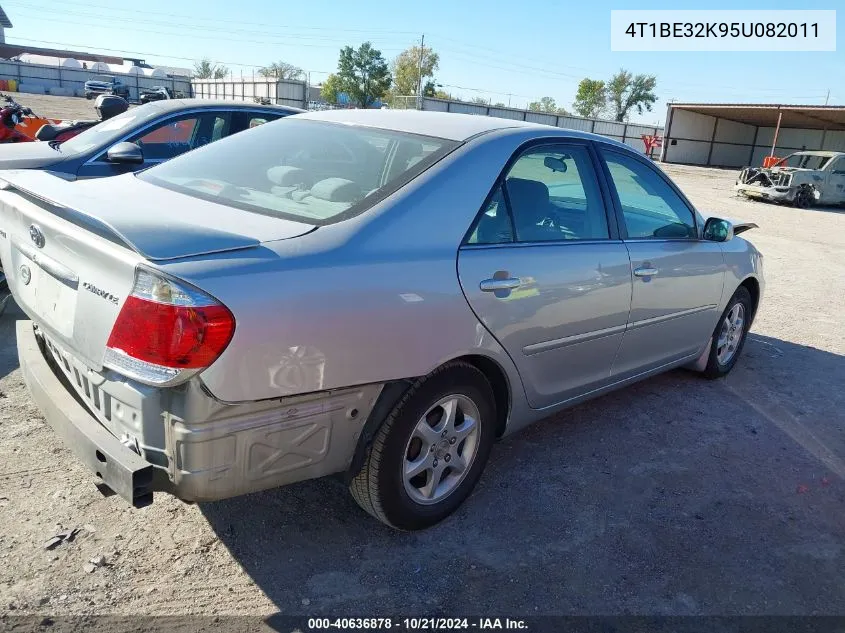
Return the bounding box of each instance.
[703,286,752,379]
[350,362,496,530]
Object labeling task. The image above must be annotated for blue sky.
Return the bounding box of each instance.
[2,0,842,124]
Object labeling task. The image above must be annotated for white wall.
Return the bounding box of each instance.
[191,78,306,109]
[0,59,191,100]
[664,106,845,167]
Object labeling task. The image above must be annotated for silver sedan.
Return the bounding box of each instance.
[0,110,764,530]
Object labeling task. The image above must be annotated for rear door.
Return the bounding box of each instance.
[597,147,725,377]
[458,141,632,409]
[229,110,287,134]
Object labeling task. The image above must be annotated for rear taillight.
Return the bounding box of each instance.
[104,269,235,386]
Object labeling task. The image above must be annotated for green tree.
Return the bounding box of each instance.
[336,42,392,108]
[528,96,559,113]
[572,78,607,118]
[470,96,489,105]
[258,61,303,80]
[493,102,506,108]
[607,69,657,122]
[320,73,342,104]
[392,45,439,97]
[193,57,228,80]
[432,89,451,100]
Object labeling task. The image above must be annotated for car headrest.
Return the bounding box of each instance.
[267,165,310,187]
[310,178,361,203]
[506,178,549,207]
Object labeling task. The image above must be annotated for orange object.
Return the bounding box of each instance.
[140,119,196,144]
[0,80,7,91]
[762,156,782,168]
[15,115,62,140]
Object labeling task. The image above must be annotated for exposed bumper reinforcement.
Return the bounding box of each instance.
[16,320,154,507]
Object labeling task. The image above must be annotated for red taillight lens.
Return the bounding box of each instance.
[103,269,235,385]
[106,296,234,369]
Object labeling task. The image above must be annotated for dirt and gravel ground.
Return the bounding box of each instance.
[4,93,101,121]
[0,164,844,620]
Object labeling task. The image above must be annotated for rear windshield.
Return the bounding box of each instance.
[137,118,458,225]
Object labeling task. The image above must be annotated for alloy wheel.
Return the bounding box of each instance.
[402,395,481,505]
[716,303,745,365]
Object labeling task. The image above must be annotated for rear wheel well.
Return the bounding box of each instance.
[740,277,760,323]
[457,355,510,438]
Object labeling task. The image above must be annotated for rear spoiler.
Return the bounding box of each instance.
[733,221,758,236]
[0,176,142,256]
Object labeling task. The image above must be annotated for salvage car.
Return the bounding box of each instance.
[139,86,185,104]
[0,110,764,530]
[735,150,845,208]
[0,99,301,179]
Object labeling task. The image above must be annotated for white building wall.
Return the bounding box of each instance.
[664,105,845,168]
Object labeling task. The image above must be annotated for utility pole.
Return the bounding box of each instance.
[507,93,512,107]
[416,33,425,110]
[825,89,830,105]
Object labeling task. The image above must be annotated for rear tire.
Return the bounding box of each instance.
[0,262,9,317]
[703,286,752,379]
[350,362,496,530]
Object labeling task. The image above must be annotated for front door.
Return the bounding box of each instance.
[458,142,632,409]
[598,148,726,378]
[824,156,845,204]
[76,112,225,179]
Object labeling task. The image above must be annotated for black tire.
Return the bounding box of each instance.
[703,286,752,379]
[350,361,496,530]
[0,263,8,317]
[794,186,814,209]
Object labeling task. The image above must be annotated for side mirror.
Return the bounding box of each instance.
[106,142,144,164]
[703,217,734,242]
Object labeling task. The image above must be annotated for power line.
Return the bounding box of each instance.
[4,36,309,72]
[5,1,416,45]
[2,0,420,34]
[8,10,409,53]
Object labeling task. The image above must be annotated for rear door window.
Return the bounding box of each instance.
[467,143,609,244]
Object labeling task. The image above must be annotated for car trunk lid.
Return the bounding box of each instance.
[0,170,315,260]
[0,170,314,370]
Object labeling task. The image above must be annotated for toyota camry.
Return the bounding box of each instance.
[0,109,763,530]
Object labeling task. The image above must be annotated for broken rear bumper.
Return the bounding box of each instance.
[16,319,384,506]
[735,183,794,203]
[16,320,154,507]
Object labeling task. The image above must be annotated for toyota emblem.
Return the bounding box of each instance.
[29,224,45,248]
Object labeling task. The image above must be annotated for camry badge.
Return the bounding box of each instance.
[29,224,45,249]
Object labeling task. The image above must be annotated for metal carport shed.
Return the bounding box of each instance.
[660,103,845,168]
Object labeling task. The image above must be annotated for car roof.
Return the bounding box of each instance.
[293,109,641,151]
[296,109,546,141]
[141,99,305,115]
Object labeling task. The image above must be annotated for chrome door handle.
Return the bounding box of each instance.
[633,267,659,277]
[479,277,522,292]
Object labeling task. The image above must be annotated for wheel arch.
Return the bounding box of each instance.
[345,353,513,482]
[739,275,761,324]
